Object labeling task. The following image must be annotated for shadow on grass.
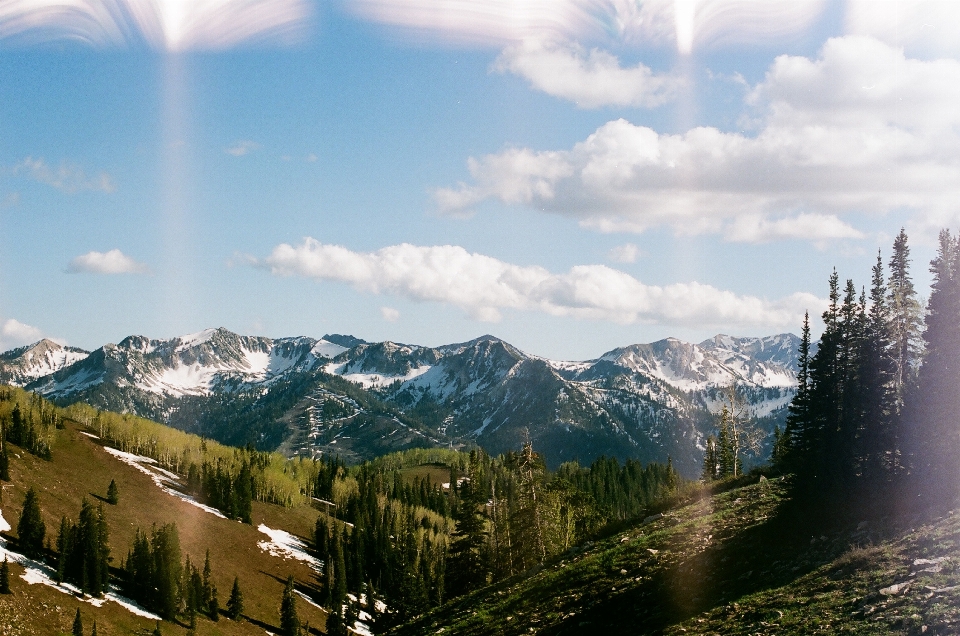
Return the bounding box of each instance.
[541,487,892,635]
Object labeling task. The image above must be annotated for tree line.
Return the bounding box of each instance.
[311,443,684,630]
[772,228,960,510]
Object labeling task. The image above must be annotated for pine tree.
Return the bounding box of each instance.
[860,250,897,483]
[91,621,97,636]
[72,608,83,636]
[701,436,718,481]
[208,584,220,621]
[0,441,9,481]
[445,475,488,598]
[782,311,812,474]
[0,556,10,593]
[17,486,45,559]
[106,479,119,505]
[888,228,923,412]
[151,524,182,620]
[279,575,301,636]
[908,229,960,504]
[716,408,737,478]
[226,576,244,620]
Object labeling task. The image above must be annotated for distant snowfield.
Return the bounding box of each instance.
[325,361,432,389]
[0,507,160,620]
[102,446,227,519]
[257,524,322,573]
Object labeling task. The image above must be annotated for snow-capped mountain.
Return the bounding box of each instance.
[29,327,347,400]
[0,328,801,475]
[0,339,89,386]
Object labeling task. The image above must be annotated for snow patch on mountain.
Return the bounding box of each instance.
[324,361,433,389]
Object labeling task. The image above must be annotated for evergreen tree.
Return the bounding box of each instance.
[17,486,45,559]
[151,524,183,620]
[701,436,718,481]
[445,475,488,598]
[208,584,220,621]
[860,250,897,483]
[908,229,960,503]
[153,620,162,636]
[226,576,244,620]
[716,408,737,478]
[510,440,547,572]
[782,311,812,473]
[91,621,97,636]
[72,608,83,636]
[0,556,10,593]
[0,441,9,481]
[279,575,301,636]
[887,228,923,412]
[106,479,119,505]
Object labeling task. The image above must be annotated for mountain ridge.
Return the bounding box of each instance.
[1,328,801,475]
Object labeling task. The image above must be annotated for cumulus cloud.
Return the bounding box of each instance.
[14,157,114,194]
[437,36,960,242]
[225,140,259,157]
[257,238,821,329]
[0,0,311,50]
[380,306,401,322]
[493,40,681,108]
[0,319,44,351]
[68,249,148,275]
[607,243,640,263]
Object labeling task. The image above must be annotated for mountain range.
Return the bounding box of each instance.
[0,328,802,476]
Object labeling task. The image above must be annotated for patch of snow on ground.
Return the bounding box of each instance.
[326,362,433,389]
[0,507,159,619]
[176,328,217,351]
[103,447,226,518]
[257,524,321,572]
[296,589,323,610]
[312,339,348,358]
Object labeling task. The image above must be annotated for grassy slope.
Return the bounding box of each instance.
[390,477,960,636]
[0,420,328,635]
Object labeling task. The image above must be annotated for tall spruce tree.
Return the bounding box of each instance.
[17,486,45,559]
[782,311,812,474]
[0,556,10,593]
[72,608,83,636]
[226,576,244,620]
[445,474,488,598]
[279,575,301,636]
[888,228,923,412]
[908,229,960,503]
[860,251,897,483]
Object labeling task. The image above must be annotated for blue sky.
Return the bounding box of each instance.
[1,0,957,360]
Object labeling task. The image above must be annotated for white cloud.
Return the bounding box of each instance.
[380,306,401,322]
[14,157,114,194]
[225,140,260,157]
[0,319,44,351]
[0,0,311,50]
[845,0,960,56]
[68,249,148,275]
[607,243,640,263]
[437,36,960,242]
[724,214,864,245]
[492,40,681,108]
[258,238,821,329]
